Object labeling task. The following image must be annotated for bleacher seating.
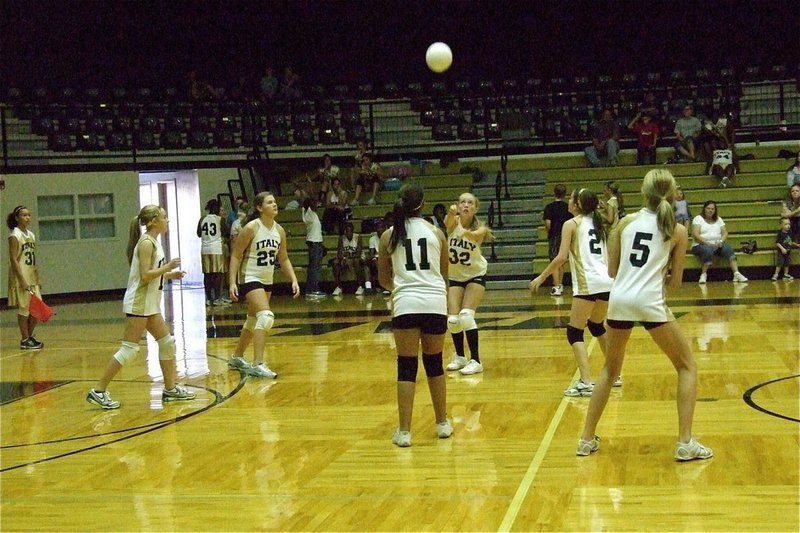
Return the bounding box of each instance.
[0,65,797,163]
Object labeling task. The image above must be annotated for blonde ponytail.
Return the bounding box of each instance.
[641,169,677,241]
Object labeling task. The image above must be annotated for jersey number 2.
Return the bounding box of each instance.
[403,238,430,271]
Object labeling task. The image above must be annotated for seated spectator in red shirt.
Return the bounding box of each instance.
[628,112,660,165]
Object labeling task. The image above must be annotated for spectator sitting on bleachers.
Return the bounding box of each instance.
[691,200,749,284]
[292,171,325,202]
[349,140,369,190]
[639,91,662,124]
[786,153,800,187]
[260,66,278,100]
[706,147,737,188]
[673,104,702,162]
[698,110,734,161]
[584,108,620,167]
[322,176,350,235]
[674,186,691,228]
[781,184,800,241]
[350,153,384,206]
[627,112,660,165]
[316,154,339,201]
[426,203,447,232]
[331,222,366,297]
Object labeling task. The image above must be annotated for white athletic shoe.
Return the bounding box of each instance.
[576,436,600,456]
[332,286,343,297]
[675,438,714,461]
[228,356,250,371]
[436,420,453,439]
[392,429,411,447]
[459,360,484,375]
[698,272,707,284]
[355,286,365,296]
[733,271,748,283]
[446,355,468,371]
[247,363,278,379]
[613,376,623,387]
[564,380,594,397]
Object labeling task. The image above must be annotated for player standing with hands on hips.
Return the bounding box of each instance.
[378,183,452,447]
[577,169,713,461]
[444,192,493,375]
[87,205,194,409]
[227,192,300,378]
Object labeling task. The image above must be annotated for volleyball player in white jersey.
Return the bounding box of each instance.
[578,169,713,461]
[6,205,44,349]
[197,198,228,306]
[87,205,194,409]
[443,192,493,375]
[530,189,621,397]
[378,184,452,447]
[228,192,300,378]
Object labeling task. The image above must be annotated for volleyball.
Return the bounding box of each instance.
[426,42,452,73]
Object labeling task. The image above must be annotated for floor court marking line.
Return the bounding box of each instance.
[497,337,597,533]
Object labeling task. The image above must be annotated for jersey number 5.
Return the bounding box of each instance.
[629,232,653,267]
[403,238,431,271]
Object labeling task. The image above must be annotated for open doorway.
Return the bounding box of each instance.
[138,171,202,286]
[138,170,209,381]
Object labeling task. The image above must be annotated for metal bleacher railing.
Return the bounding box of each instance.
[1,75,798,174]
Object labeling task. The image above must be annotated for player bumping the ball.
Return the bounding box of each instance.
[444,192,493,376]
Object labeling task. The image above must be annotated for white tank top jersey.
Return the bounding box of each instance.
[10,227,37,285]
[448,220,488,282]
[199,214,224,254]
[241,219,282,285]
[608,209,676,322]
[568,215,614,296]
[390,218,447,317]
[123,234,165,316]
[343,233,361,258]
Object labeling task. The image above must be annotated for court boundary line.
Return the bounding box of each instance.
[497,337,597,532]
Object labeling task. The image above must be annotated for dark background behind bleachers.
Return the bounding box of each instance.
[2,1,795,89]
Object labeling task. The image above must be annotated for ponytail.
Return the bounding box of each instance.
[641,169,678,242]
[606,181,625,218]
[655,198,677,241]
[126,216,142,264]
[127,205,162,264]
[388,198,407,253]
[6,205,26,230]
[574,188,607,242]
[388,183,425,253]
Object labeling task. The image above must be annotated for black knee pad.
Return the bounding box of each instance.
[397,356,418,382]
[566,325,585,345]
[422,352,444,378]
[587,319,607,338]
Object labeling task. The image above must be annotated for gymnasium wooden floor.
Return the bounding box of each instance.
[1,279,798,532]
